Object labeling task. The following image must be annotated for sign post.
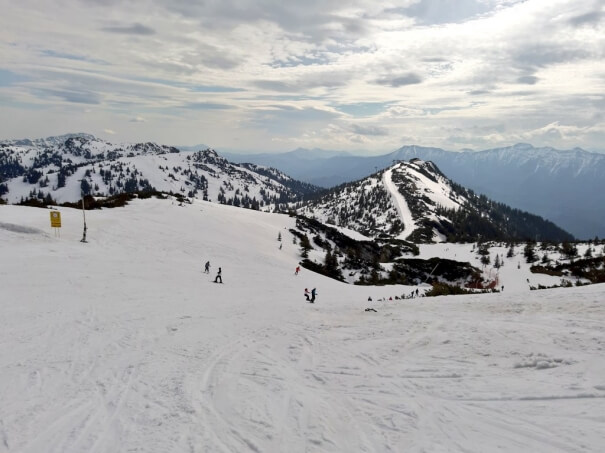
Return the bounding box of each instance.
[50,211,61,237]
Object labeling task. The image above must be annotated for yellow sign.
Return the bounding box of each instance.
[50,211,61,228]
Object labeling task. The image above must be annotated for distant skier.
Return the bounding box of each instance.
[295,266,300,275]
[310,288,317,303]
[204,261,210,274]
[304,288,310,302]
[214,267,222,283]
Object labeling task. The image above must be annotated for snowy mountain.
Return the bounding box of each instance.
[229,143,605,239]
[298,159,573,243]
[389,144,605,240]
[0,134,319,209]
[2,197,604,452]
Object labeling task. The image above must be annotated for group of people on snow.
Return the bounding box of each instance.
[304,288,317,303]
[205,260,318,302]
[204,261,222,283]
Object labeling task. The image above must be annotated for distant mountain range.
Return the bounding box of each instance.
[299,159,572,243]
[0,134,580,243]
[0,134,317,209]
[226,144,605,239]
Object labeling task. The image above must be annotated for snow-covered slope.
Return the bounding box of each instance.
[0,134,318,209]
[1,200,604,452]
[298,159,571,243]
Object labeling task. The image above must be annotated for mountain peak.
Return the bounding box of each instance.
[299,158,572,243]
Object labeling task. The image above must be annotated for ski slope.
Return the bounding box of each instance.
[383,165,417,240]
[1,199,605,452]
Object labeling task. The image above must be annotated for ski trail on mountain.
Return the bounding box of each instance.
[382,165,417,240]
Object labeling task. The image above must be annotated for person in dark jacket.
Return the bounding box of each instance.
[310,288,317,303]
[214,267,222,283]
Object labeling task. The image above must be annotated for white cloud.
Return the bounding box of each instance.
[0,0,603,152]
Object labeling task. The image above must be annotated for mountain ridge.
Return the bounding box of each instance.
[298,159,573,243]
[0,135,319,210]
[228,143,605,239]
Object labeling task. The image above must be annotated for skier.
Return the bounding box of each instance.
[295,266,300,275]
[204,261,210,274]
[310,288,317,303]
[304,288,310,302]
[214,267,222,283]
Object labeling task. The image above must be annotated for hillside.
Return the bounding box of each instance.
[1,199,604,452]
[298,159,573,243]
[0,134,319,210]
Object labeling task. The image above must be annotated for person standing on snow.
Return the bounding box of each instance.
[295,266,301,275]
[304,288,310,301]
[310,288,317,303]
[214,267,222,283]
[204,261,210,273]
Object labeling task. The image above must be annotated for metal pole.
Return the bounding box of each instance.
[80,193,87,243]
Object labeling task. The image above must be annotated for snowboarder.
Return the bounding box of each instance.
[295,266,300,275]
[214,267,222,283]
[310,288,317,303]
[204,261,210,274]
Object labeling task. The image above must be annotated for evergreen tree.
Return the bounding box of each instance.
[300,234,312,258]
[523,242,537,263]
[507,244,515,258]
[80,178,91,195]
[324,250,341,279]
[494,254,501,269]
[560,241,578,261]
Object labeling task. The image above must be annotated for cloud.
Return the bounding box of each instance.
[130,116,146,122]
[102,23,156,35]
[180,102,234,110]
[374,73,422,87]
[254,71,351,92]
[35,88,101,104]
[1,0,605,152]
[335,102,393,118]
[517,75,539,85]
[393,0,494,25]
[569,10,604,27]
[351,124,389,136]
[104,128,116,135]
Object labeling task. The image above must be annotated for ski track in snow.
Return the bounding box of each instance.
[382,166,417,240]
[1,200,605,452]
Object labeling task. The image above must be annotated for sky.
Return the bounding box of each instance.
[0,0,604,153]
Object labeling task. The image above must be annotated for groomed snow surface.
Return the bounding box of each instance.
[383,166,416,240]
[1,199,605,453]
